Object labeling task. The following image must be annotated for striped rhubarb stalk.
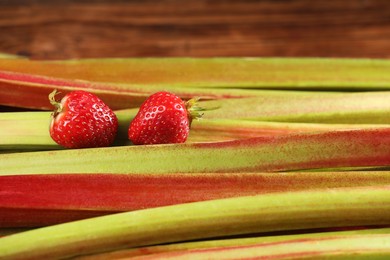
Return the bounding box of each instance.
[1,58,390,90]
[0,70,259,110]
[1,128,390,175]
[75,228,390,259]
[0,185,389,259]
[128,232,390,259]
[2,69,390,123]
[1,171,389,227]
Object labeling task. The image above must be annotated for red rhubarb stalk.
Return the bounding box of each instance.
[1,171,389,227]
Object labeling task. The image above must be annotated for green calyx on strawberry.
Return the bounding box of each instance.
[49,89,118,149]
[128,91,204,145]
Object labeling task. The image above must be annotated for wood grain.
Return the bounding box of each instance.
[0,0,390,59]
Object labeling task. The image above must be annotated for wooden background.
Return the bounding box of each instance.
[1,0,390,60]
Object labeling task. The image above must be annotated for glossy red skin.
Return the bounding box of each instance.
[50,91,118,148]
[129,91,190,145]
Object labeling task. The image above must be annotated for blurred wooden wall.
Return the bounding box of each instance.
[1,0,390,59]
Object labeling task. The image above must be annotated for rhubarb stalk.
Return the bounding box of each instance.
[75,228,390,259]
[0,70,260,110]
[2,69,390,123]
[1,58,390,90]
[1,128,390,175]
[200,91,390,123]
[0,185,389,259]
[189,119,390,142]
[129,232,390,259]
[1,171,389,227]
[2,110,389,151]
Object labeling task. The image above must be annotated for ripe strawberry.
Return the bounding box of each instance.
[49,90,118,149]
[128,91,202,145]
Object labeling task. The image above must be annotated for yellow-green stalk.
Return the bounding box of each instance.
[74,228,390,259]
[0,186,389,259]
[130,233,390,259]
[2,58,390,90]
[2,110,390,151]
[1,128,390,175]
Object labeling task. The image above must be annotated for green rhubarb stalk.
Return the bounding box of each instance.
[2,110,389,151]
[1,128,390,175]
[2,171,389,227]
[75,228,390,259]
[189,119,390,142]
[0,111,58,151]
[130,233,390,259]
[199,91,390,123]
[1,58,390,90]
[0,109,137,151]
[0,185,389,259]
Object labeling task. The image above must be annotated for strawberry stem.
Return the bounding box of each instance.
[185,98,203,125]
[48,89,62,114]
[186,97,219,124]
